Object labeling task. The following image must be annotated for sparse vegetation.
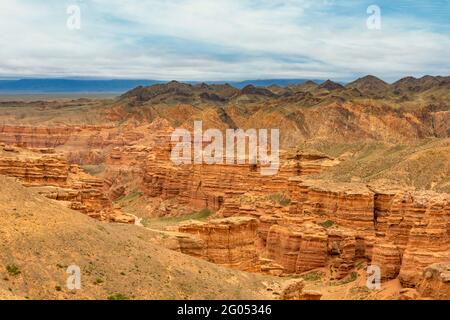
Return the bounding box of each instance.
[268,193,291,206]
[108,293,130,300]
[142,208,213,229]
[6,264,21,276]
[81,164,105,176]
[300,271,323,282]
[320,220,334,228]
[310,139,450,193]
[338,271,358,285]
[115,190,143,203]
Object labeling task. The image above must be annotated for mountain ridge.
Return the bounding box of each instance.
[118,75,450,106]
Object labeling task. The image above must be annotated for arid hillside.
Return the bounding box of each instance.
[0,175,286,300]
[307,138,450,193]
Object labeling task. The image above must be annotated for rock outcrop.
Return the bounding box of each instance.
[177,217,259,271]
[398,194,450,286]
[170,174,448,290]
[278,279,322,300]
[0,146,68,186]
[265,223,328,274]
[0,145,134,223]
[371,190,449,287]
[417,263,450,300]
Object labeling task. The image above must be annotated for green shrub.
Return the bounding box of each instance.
[108,293,129,300]
[81,164,105,176]
[340,271,358,284]
[320,220,334,228]
[301,271,323,282]
[116,190,143,203]
[142,208,213,229]
[6,265,20,276]
[268,193,291,206]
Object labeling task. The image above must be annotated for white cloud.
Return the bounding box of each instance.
[0,0,449,81]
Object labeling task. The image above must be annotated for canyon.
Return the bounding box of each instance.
[0,75,448,300]
[0,143,135,223]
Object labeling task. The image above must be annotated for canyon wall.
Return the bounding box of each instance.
[178,217,259,270]
[123,125,448,292]
[166,170,449,290]
[0,144,134,223]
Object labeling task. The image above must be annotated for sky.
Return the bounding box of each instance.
[0,0,449,82]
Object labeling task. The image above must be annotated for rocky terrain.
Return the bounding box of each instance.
[0,144,134,223]
[0,176,285,300]
[0,75,448,300]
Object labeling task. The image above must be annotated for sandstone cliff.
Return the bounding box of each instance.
[0,144,133,223]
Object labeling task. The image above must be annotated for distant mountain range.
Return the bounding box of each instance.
[1,76,448,96]
[0,78,326,93]
[119,75,450,107]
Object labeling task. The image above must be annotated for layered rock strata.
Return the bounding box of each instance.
[0,145,133,223]
[177,217,259,271]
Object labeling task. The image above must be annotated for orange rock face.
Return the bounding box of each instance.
[0,147,68,186]
[265,223,328,274]
[0,125,76,148]
[0,144,133,223]
[290,179,375,238]
[168,175,448,291]
[398,194,450,287]
[371,190,449,286]
[131,131,448,289]
[140,130,338,215]
[176,217,259,270]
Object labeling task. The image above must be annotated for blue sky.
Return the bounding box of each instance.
[0,0,449,82]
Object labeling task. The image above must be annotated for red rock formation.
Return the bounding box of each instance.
[0,124,148,165]
[177,217,259,271]
[141,134,338,216]
[0,146,68,186]
[399,194,450,286]
[0,145,134,223]
[372,191,449,287]
[2,119,446,298]
[290,179,375,237]
[327,228,357,279]
[264,223,328,274]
